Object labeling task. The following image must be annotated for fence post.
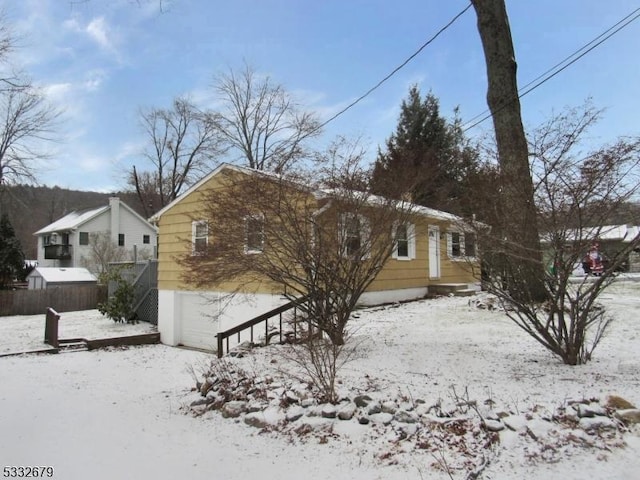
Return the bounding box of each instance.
[44,307,60,348]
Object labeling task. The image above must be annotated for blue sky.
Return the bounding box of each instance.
[6,0,640,192]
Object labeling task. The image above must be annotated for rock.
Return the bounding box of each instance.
[396,422,418,438]
[190,398,210,407]
[367,401,382,415]
[369,412,394,425]
[247,401,264,413]
[338,403,357,421]
[244,412,269,429]
[393,410,418,424]
[483,419,504,432]
[321,404,337,419]
[354,395,373,408]
[578,416,617,431]
[286,406,305,422]
[381,401,398,414]
[575,403,607,418]
[614,409,640,424]
[300,398,315,408]
[358,416,370,425]
[221,401,247,418]
[284,390,299,404]
[502,415,528,432]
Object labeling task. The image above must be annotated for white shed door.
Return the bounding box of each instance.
[178,293,218,351]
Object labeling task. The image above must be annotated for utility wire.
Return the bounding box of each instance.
[462,6,640,132]
[316,3,472,131]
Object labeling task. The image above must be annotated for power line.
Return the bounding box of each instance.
[317,3,473,131]
[462,6,640,132]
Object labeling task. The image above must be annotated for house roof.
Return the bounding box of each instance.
[27,267,97,283]
[149,162,466,224]
[542,224,640,243]
[34,206,108,235]
[33,198,158,236]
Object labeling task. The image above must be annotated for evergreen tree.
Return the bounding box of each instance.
[0,213,25,288]
[372,86,478,214]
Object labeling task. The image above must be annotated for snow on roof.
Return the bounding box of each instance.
[546,224,640,243]
[33,206,108,235]
[28,267,97,283]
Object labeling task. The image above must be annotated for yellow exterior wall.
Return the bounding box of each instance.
[157,169,479,295]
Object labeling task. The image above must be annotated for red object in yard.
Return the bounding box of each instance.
[585,243,604,276]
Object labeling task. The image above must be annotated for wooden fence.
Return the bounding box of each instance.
[0,285,108,316]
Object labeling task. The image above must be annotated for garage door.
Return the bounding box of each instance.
[178,292,218,351]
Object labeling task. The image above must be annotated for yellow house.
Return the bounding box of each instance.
[150,163,479,351]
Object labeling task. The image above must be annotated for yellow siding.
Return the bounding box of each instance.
[157,169,479,295]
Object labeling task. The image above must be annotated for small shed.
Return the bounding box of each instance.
[27,267,97,290]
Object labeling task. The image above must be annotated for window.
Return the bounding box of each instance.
[192,221,208,255]
[392,223,416,260]
[79,232,89,245]
[340,213,370,259]
[43,235,51,246]
[118,234,125,247]
[143,234,150,245]
[451,232,462,257]
[245,215,264,254]
[447,231,477,259]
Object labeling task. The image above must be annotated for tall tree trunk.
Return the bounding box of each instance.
[471,0,546,301]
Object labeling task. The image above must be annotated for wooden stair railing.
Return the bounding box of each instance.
[216,295,309,358]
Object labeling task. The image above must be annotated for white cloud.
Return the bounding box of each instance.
[86,17,113,51]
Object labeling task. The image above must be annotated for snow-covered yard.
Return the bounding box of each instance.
[1,282,639,479]
[0,309,156,355]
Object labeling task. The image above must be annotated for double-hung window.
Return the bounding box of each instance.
[192,220,209,255]
[340,213,370,259]
[392,223,416,260]
[244,215,264,254]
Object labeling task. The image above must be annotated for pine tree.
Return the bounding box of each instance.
[371,86,478,214]
[0,213,25,289]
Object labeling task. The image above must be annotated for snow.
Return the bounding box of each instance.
[33,206,107,234]
[27,267,97,284]
[1,282,640,479]
[0,309,155,355]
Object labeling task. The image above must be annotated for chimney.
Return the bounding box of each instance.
[109,197,120,244]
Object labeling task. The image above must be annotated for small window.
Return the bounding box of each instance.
[79,232,89,245]
[451,232,461,257]
[43,235,51,246]
[245,216,264,253]
[393,223,415,260]
[118,234,125,247]
[192,221,208,255]
[340,213,370,259]
[143,234,150,244]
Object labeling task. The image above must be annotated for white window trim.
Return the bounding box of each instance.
[191,220,208,256]
[244,214,265,255]
[339,213,371,259]
[392,222,416,260]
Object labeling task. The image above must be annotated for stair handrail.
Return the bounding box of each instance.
[216,294,309,358]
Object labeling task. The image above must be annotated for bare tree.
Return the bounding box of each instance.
[211,63,322,172]
[180,138,417,346]
[0,84,59,188]
[477,104,640,365]
[80,231,130,281]
[130,96,221,216]
[471,0,546,301]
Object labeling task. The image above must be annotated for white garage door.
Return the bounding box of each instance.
[178,292,219,351]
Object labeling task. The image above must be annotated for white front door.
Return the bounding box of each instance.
[428,226,441,279]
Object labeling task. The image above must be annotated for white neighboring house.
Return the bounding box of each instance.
[27,267,97,290]
[33,197,158,269]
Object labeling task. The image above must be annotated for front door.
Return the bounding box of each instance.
[428,226,441,279]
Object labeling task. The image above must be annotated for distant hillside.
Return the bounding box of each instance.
[1,185,146,259]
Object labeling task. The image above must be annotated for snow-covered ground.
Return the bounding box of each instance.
[0,309,156,355]
[1,282,639,480]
